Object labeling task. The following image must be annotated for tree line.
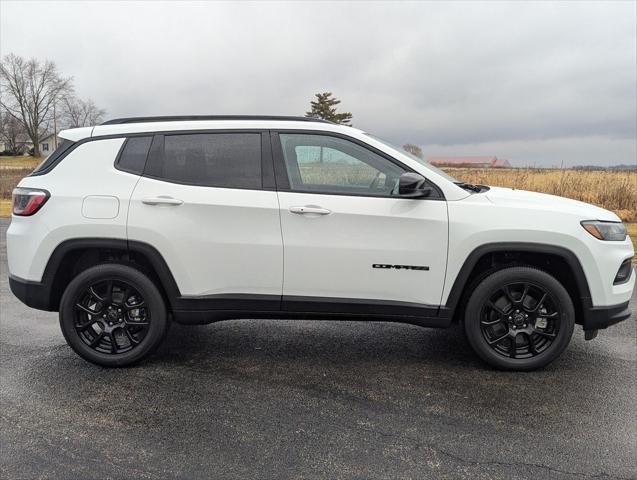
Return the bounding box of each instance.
[0,54,105,157]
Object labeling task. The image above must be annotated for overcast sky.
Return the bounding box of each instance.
[1,1,635,167]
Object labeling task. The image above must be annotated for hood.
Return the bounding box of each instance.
[484,186,619,222]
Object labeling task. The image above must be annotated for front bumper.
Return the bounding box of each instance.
[581,300,632,331]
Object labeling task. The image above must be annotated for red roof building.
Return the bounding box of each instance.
[428,156,511,168]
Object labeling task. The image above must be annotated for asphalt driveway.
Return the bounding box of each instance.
[1,218,635,479]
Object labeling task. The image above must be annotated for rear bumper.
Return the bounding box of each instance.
[8,275,55,311]
[581,300,632,331]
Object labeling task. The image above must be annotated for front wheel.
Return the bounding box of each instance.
[59,264,169,367]
[464,266,574,371]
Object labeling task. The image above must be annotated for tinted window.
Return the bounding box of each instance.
[279,134,405,196]
[117,136,152,174]
[147,133,261,189]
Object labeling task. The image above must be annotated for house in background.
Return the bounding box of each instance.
[39,133,61,156]
[0,134,35,155]
[428,156,511,168]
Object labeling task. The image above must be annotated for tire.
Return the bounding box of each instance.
[59,264,169,367]
[464,266,574,371]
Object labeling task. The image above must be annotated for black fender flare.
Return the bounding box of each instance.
[444,242,593,312]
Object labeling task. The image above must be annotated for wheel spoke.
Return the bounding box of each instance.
[88,286,105,303]
[481,317,504,326]
[125,320,150,326]
[529,292,548,313]
[486,301,507,316]
[75,303,102,315]
[520,284,530,305]
[124,326,140,345]
[89,332,104,348]
[488,332,509,346]
[77,319,99,332]
[105,280,114,303]
[109,332,119,353]
[502,286,516,306]
[525,332,538,354]
[533,329,557,339]
[509,334,517,358]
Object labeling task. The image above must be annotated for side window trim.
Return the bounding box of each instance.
[141,130,270,191]
[271,130,444,200]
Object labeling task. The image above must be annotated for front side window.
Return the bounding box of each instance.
[146,133,262,189]
[279,134,405,196]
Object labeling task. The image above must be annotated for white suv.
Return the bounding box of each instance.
[7,116,635,370]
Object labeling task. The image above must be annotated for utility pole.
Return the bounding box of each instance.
[53,99,58,149]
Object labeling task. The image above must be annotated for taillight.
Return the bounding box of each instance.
[12,187,50,216]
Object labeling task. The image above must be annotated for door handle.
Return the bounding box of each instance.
[141,196,184,206]
[289,205,331,215]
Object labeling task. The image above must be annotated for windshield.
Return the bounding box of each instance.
[364,134,458,183]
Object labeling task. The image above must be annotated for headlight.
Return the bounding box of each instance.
[581,221,627,241]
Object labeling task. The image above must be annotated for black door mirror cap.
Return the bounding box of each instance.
[398,172,432,198]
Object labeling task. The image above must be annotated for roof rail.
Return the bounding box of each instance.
[101,115,334,125]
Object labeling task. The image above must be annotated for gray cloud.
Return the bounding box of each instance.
[1,0,635,166]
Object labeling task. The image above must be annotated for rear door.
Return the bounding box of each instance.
[272,131,449,314]
[127,131,282,309]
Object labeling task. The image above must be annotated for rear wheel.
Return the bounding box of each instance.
[464,266,574,371]
[59,264,169,367]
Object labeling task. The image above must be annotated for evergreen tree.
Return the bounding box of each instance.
[305,92,353,125]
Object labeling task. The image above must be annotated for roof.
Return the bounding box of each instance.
[101,115,333,125]
[59,117,360,142]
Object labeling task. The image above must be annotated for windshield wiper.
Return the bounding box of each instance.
[454,182,483,193]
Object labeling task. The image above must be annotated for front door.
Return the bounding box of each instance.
[272,132,448,314]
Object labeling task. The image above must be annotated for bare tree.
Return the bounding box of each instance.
[0,108,28,154]
[0,54,72,157]
[61,95,105,128]
[403,143,423,159]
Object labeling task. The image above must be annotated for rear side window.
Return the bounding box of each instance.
[117,136,152,174]
[146,133,261,189]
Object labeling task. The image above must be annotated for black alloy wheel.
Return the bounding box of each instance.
[73,279,150,355]
[60,264,169,367]
[464,266,575,371]
[479,282,560,359]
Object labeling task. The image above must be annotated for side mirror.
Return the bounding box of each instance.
[398,172,432,198]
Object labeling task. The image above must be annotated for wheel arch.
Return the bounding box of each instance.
[43,238,180,312]
[446,242,592,325]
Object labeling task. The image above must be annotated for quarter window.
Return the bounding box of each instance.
[117,136,152,174]
[146,133,262,189]
[279,134,405,196]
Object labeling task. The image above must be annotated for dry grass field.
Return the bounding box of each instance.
[443,167,637,222]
